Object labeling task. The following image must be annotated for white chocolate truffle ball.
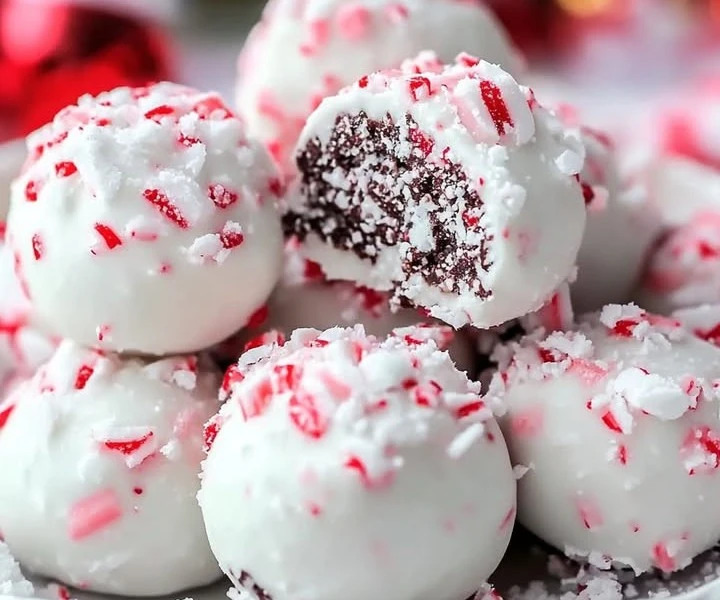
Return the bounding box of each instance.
[199,326,515,600]
[236,0,520,175]
[487,303,720,574]
[0,342,223,596]
[559,109,660,313]
[285,53,587,329]
[636,211,720,315]
[7,82,284,355]
[214,240,475,374]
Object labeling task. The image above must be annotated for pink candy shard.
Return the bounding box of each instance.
[68,488,123,541]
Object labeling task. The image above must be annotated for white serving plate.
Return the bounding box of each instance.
[7,529,720,600]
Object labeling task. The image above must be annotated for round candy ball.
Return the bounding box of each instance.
[0,342,223,596]
[236,0,520,175]
[7,82,284,355]
[285,53,587,329]
[199,326,515,600]
[487,303,720,574]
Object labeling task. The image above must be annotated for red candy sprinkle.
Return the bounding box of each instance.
[288,392,327,439]
[247,305,269,329]
[31,233,44,260]
[25,180,38,202]
[142,188,189,229]
[408,76,432,102]
[480,80,514,137]
[358,75,369,88]
[203,416,223,452]
[102,431,154,456]
[601,410,623,434]
[344,455,394,490]
[144,104,175,121]
[208,184,239,209]
[303,259,324,281]
[68,489,123,541]
[178,133,201,147]
[194,97,234,120]
[74,364,95,390]
[408,127,434,156]
[653,543,677,573]
[219,226,245,250]
[93,223,122,251]
[55,161,78,177]
[455,399,486,419]
[0,404,15,430]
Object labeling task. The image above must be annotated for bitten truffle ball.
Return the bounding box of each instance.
[236,0,519,174]
[487,304,720,574]
[199,326,515,600]
[284,53,587,329]
[7,82,284,355]
[0,342,222,596]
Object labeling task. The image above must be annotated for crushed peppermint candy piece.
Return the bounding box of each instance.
[235,0,520,176]
[199,325,515,600]
[487,303,720,575]
[285,52,586,329]
[7,82,284,355]
[0,340,222,595]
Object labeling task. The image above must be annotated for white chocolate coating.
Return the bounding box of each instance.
[646,157,720,228]
[286,53,587,329]
[236,0,520,175]
[636,211,720,315]
[487,304,720,574]
[561,109,660,313]
[0,342,223,596]
[673,304,720,348]
[0,239,56,388]
[199,326,515,600]
[7,82,284,355]
[215,240,476,374]
[0,142,55,387]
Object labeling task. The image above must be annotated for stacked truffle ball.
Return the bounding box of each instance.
[0,82,286,595]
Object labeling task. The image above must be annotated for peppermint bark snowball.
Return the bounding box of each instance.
[285,53,587,329]
[636,211,720,315]
[0,342,223,596]
[199,326,515,600]
[488,303,720,574]
[7,82,284,355]
[236,0,520,175]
